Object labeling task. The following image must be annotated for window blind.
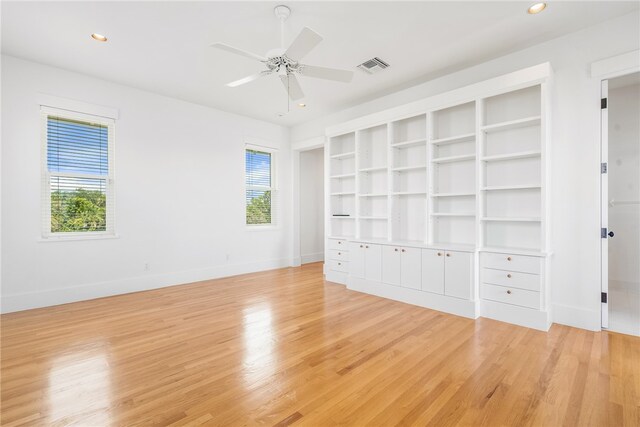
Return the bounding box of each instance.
[245,148,276,225]
[42,110,115,235]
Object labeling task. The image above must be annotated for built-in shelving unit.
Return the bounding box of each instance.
[325,63,551,331]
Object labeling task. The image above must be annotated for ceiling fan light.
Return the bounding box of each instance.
[91,33,108,42]
[527,2,546,14]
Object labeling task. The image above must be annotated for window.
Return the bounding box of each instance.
[245,146,276,226]
[42,107,115,237]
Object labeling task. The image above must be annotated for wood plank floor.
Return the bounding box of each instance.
[1,262,639,426]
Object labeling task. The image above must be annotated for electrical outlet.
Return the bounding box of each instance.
[144,263,150,272]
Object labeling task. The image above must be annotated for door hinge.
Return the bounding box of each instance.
[601,292,608,303]
[601,98,607,109]
[601,227,608,238]
[601,162,607,174]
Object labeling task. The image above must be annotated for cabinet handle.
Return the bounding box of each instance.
[394,248,398,252]
[338,252,341,255]
[507,290,512,295]
[401,249,406,253]
[338,262,341,266]
[365,245,369,249]
[507,256,512,261]
[507,274,512,278]
[338,241,342,245]
[437,252,442,256]
[360,245,363,248]
[446,253,451,257]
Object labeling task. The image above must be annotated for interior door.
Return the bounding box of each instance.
[382,245,401,286]
[601,79,609,329]
[364,244,382,282]
[400,247,421,289]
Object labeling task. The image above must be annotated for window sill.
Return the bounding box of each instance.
[246,225,278,232]
[38,234,120,243]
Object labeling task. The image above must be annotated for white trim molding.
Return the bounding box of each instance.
[38,93,119,119]
[590,50,640,79]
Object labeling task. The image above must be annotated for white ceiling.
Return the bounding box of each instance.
[2,1,638,126]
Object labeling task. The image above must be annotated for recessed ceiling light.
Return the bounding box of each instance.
[298,103,306,108]
[91,33,108,42]
[527,2,547,14]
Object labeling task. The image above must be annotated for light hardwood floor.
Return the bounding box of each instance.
[1,262,639,426]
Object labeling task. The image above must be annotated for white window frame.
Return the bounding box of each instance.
[245,143,277,229]
[41,106,116,239]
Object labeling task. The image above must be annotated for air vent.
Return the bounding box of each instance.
[357,57,390,74]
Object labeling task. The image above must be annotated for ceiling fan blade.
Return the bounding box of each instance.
[227,71,271,88]
[279,74,305,101]
[284,27,323,61]
[211,42,266,62]
[299,65,354,83]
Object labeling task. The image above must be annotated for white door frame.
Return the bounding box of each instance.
[591,50,640,329]
[291,136,326,267]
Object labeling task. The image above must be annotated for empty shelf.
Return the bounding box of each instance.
[391,191,427,196]
[330,151,356,159]
[430,133,476,145]
[481,217,541,222]
[431,154,475,164]
[391,138,427,148]
[392,165,427,172]
[482,184,541,191]
[330,172,356,179]
[481,116,541,133]
[330,192,356,196]
[359,166,387,172]
[481,150,541,162]
[331,216,356,219]
[431,192,476,197]
[359,216,388,220]
[431,212,475,217]
[359,193,388,198]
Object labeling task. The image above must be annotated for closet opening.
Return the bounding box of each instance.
[300,147,325,264]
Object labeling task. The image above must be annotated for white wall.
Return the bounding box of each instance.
[1,55,292,313]
[608,81,640,287]
[291,11,640,331]
[299,147,324,264]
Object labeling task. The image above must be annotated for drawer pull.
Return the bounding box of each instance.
[365,245,369,249]
[360,245,363,248]
[446,253,451,257]
[338,252,341,255]
[394,248,398,252]
[507,274,512,278]
[507,290,512,294]
[338,262,342,266]
[401,249,406,252]
[338,241,342,245]
[437,252,442,256]
[507,256,512,261]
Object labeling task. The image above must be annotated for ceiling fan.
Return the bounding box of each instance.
[211,5,354,103]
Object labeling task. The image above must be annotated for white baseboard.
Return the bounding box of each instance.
[1,257,292,314]
[301,252,324,264]
[348,277,478,319]
[480,300,551,331]
[552,303,601,331]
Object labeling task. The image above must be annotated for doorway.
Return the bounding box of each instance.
[299,147,325,264]
[602,72,640,336]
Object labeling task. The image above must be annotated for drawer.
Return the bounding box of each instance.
[482,252,541,274]
[329,249,349,261]
[328,239,348,251]
[327,259,349,273]
[481,267,540,292]
[481,283,540,310]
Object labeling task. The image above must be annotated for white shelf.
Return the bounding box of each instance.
[481,150,541,162]
[330,172,356,179]
[479,246,548,257]
[390,138,427,149]
[391,165,427,172]
[331,216,356,219]
[482,184,541,191]
[431,192,476,197]
[330,192,356,196]
[430,133,475,146]
[481,116,541,133]
[391,191,427,196]
[359,166,387,172]
[359,193,388,198]
[330,151,356,159]
[359,216,388,220]
[481,217,541,222]
[431,212,475,217]
[431,154,475,164]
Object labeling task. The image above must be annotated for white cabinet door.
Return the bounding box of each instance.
[400,247,421,289]
[382,245,401,286]
[349,242,365,279]
[364,244,382,282]
[444,250,472,300]
[422,249,445,294]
